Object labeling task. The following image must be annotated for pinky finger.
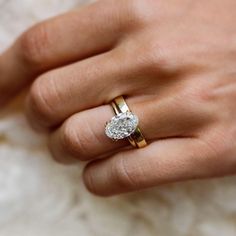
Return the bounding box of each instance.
[83,137,221,196]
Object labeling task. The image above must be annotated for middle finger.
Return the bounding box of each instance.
[26,50,125,130]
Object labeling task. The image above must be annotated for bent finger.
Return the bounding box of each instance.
[83,138,218,196]
[49,94,206,164]
[0,0,128,105]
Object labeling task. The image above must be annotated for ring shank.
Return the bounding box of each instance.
[111,96,147,148]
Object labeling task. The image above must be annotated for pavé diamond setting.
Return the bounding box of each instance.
[105,112,139,140]
[106,96,147,148]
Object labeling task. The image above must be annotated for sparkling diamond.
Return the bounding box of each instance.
[105,112,139,140]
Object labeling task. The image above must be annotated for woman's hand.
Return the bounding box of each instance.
[1,0,236,196]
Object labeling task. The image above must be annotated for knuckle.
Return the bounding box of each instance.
[28,77,56,126]
[110,156,138,190]
[125,0,154,29]
[179,80,213,106]
[132,40,173,75]
[83,169,96,193]
[61,117,95,161]
[19,23,51,67]
[83,168,101,196]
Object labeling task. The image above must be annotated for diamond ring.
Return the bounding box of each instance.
[105,96,147,148]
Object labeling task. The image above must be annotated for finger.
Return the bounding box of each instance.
[48,95,206,164]
[83,138,218,196]
[25,37,208,131]
[0,0,127,105]
[25,50,124,130]
[48,105,128,164]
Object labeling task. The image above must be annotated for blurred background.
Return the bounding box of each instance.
[0,0,236,235]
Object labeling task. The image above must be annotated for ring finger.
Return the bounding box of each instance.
[49,94,209,163]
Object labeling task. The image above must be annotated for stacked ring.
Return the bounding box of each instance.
[105,96,147,148]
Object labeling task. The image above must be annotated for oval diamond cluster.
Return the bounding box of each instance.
[105,112,139,140]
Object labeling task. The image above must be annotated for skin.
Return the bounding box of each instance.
[1,0,236,196]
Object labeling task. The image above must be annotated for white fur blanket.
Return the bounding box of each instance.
[0,0,236,235]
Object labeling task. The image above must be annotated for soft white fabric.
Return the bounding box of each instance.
[0,0,236,235]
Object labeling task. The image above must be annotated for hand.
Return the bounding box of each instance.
[1,0,236,196]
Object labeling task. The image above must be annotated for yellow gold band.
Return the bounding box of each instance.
[111,96,147,148]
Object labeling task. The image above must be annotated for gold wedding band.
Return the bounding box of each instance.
[105,96,147,148]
